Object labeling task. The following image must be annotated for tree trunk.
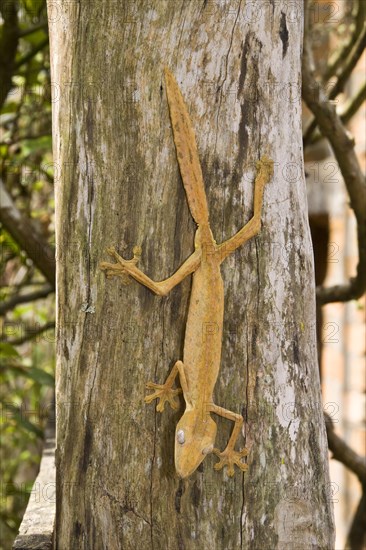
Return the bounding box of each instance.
[48,1,335,548]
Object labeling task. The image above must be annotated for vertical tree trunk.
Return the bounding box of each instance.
[49,1,335,548]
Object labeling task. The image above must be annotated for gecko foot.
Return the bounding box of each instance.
[144,382,182,412]
[212,447,248,476]
[100,245,142,283]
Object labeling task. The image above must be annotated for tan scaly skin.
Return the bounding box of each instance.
[100,68,273,478]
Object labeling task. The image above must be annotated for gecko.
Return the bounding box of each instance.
[100,68,273,478]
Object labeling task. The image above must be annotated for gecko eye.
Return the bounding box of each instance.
[177,429,185,444]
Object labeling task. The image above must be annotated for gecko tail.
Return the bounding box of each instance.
[164,67,210,226]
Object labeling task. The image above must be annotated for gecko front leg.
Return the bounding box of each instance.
[100,246,201,296]
[145,360,190,412]
[100,246,142,285]
[217,156,273,262]
[209,403,248,476]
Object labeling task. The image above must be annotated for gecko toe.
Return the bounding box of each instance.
[145,381,160,389]
[145,382,181,412]
[156,401,166,412]
[212,447,248,475]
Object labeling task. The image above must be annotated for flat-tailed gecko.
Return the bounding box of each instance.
[100,68,273,478]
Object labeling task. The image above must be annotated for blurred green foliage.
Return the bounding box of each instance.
[0,1,54,547]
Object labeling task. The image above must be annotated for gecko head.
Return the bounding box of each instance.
[174,410,217,479]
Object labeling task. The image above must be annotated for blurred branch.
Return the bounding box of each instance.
[309,81,366,145]
[340,81,366,124]
[346,490,366,550]
[15,37,49,69]
[325,413,366,484]
[0,285,53,316]
[304,20,366,146]
[3,321,55,346]
[0,0,19,110]
[328,24,366,101]
[1,281,47,288]
[0,178,55,288]
[323,0,366,82]
[18,22,48,38]
[302,3,366,305]
[0,131,51,146]
[326,411,366,550]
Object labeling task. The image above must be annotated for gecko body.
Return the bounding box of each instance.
[174,224,223,477]
[100,69,273,478]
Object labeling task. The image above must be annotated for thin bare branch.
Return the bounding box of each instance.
[346,490,366,550]
[310,82,366,145]
[14,37,49,69]
[4,321,55,346]
[328,25,366,102]
[323,0,366,82]
[18,22,48,38]
[340,81,366,124]
[302,4,366,305]
[0,132,51,147]
[0,285,53,316]
[325,413,366,484]
[304,21,366,146]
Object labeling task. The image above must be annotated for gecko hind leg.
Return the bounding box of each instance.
[144,360,188,412]
[209,403,248,476]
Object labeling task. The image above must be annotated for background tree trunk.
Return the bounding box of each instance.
[48,1,335,548]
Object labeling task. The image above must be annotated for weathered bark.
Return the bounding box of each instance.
[49,1,335,548]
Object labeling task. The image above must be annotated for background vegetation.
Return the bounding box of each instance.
[0,1,54,547]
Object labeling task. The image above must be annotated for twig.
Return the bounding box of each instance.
[323,0,365,82]
[325,413,366,484]
[0,281,47,289]
[326,409,365,549]
[345,489,366,550]
[18,22,48,38]
[0,285,54,316]
[309,82,366,145]
[4,321,55,346]
[340,81,366,124]
[0,132,51,147]
[15,37,49,70]
[328,25,366,102]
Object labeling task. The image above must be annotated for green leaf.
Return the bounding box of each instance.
[1,101,19,114]
[0,343,20,359]
[20,29,48,47]
[21,135,52,156]
[0,144,9,158]
[20,366,54,387]
[4,403,43,437]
